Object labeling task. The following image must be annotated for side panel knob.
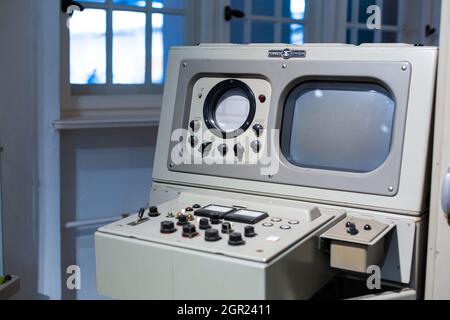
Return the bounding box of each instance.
[205,228,221,242]
[244,226,257,237]
[228,232,246,246]
[252,124,264,137]
[160,221,177,234]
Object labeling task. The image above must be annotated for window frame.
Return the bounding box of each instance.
[220,0,323,44]
[61,0,198,101]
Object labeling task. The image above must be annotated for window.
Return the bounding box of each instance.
[228,0,307,44]
[281,81,395,173]
[68,0,192,94]
[346,0,402,44]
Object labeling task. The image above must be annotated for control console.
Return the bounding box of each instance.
[98,200,344,263]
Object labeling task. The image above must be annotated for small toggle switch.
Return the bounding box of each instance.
[148,206,160,217]
[347,223,359,235]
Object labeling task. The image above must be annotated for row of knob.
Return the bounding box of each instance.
[160,219,256,246]
[190,121,264,138]
[190,139,261,157]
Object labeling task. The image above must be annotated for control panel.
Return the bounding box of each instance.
[321,217,395,273]
[98,200,344,263]
[184,77,271,165]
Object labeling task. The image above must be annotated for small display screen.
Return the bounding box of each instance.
[282,82,395,173]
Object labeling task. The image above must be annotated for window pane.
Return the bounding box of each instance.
[358,0,376,23]
[252,0,275,16]
[347,0,353,22]
[251,21,274,43]
[383,0,398,25]
[152,0,185,9]
[230,20,245,43]
[382,31,397,43]
[358,29,374,44]
[231,0,245,11]
[70,9,106,84]
[79,0,106,3]
[112,0,146,7]
[112,11,146,84]
[152,14,185,84]
[282,24,304,44]
[282,0,306,20]
[284,83,395,173]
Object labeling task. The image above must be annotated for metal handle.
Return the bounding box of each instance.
[441,167,450,215]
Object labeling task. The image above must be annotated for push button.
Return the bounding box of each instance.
[280,225,291,230]
[271,218,282,222]
[262,222,274,227]
[288,220,299,225]
[221,222,233,234]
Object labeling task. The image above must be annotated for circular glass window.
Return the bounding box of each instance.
[215,88,250,132]
[204,79,256,138]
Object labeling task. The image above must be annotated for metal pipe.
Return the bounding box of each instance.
[64,216,126,230]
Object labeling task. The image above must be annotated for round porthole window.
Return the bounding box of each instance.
[203,79,256,138]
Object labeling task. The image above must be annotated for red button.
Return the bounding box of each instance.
[258,95,266,103]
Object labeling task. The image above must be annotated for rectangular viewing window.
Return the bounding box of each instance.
[281,82,395,173]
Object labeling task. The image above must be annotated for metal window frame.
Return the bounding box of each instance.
[345,0,403,44]
[231,0,309,44]
[69,0,187,95]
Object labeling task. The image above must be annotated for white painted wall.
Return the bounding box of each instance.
[60,128,157,299]
[0,0,40,299]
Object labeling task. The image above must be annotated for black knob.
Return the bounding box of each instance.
[221,222,233,234]
[189,135,198,148]
[218,144,228,156]
[205,228,221,242]
[251,140,261,153]
[193,204,201,209]
[148,206,160,217]
[364,224,372,231]
[347,223,359,235]
[199,218,211,230]
[182,223,199,238]
[185,207,194,212]
[253,124,264,137]
[200,142,213,156]
[177,215,189,226]
[210,212,222,225]
[160,221,177,234]
[244,226,257,237]
[345,221,352,228]
[190,120,200,132]
[233,144,245,158]
[228,232,246,246]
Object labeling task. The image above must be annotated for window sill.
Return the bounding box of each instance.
[53,114,160,130]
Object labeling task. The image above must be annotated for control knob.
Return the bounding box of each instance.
[233,144,245,158]
[228,232,246,246]
[148,206,160,217]
[199,218,211,230]
[182,224,199,238]
[160,221,177,234]
[205,229,221,242]
[244,226,257,237]
[177,215,189,226]
[210,212,222,225]
[253,124,264,137]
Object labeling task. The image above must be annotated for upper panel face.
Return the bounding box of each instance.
[167,58,411,196]
[154,45,438,214]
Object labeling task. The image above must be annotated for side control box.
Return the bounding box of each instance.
[320,217,395,273]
